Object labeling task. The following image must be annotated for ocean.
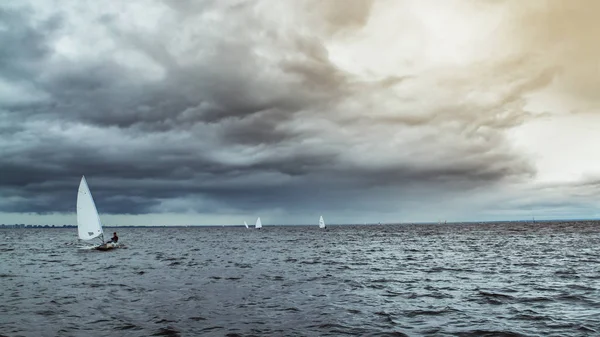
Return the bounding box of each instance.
[1,222,599,336]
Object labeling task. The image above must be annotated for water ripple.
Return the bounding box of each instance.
[2,222,600,336]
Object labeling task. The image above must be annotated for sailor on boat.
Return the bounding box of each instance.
[107,232,118,243]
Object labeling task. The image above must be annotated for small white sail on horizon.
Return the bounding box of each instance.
[244,221,249,229]
[77,176,104,242]
[319,215,326,229]
[255,217,262,229]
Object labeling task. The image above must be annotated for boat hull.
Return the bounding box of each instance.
[95,242,120,251]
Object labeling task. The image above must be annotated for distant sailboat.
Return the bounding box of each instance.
[319,215,326,229]
[255,217,262,229]
[77,176,119,251]
[244,221,249,229]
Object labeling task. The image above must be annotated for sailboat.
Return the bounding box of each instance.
[77,176,119,251]
[319,215,326,229]
[255,217,262,229]
[244,221,249,229]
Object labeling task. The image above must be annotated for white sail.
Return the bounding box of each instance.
[76,176,104,241]
[319,215,326,229]
[255,217,262,229]
[244,221,249,229]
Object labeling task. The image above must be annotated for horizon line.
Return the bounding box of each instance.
[3,218,600,228]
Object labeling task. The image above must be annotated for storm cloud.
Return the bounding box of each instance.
[0,0,596,224]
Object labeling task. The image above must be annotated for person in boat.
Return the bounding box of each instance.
[106,232,118,244]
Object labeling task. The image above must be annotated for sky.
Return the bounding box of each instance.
[2,0,600,226]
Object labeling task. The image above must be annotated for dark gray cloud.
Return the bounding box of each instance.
[0,7,60,79]
[0,0,562,221]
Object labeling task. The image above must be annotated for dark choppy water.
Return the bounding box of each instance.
[1,222,600,336]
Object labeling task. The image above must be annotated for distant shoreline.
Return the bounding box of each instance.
[2,220,599,229]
